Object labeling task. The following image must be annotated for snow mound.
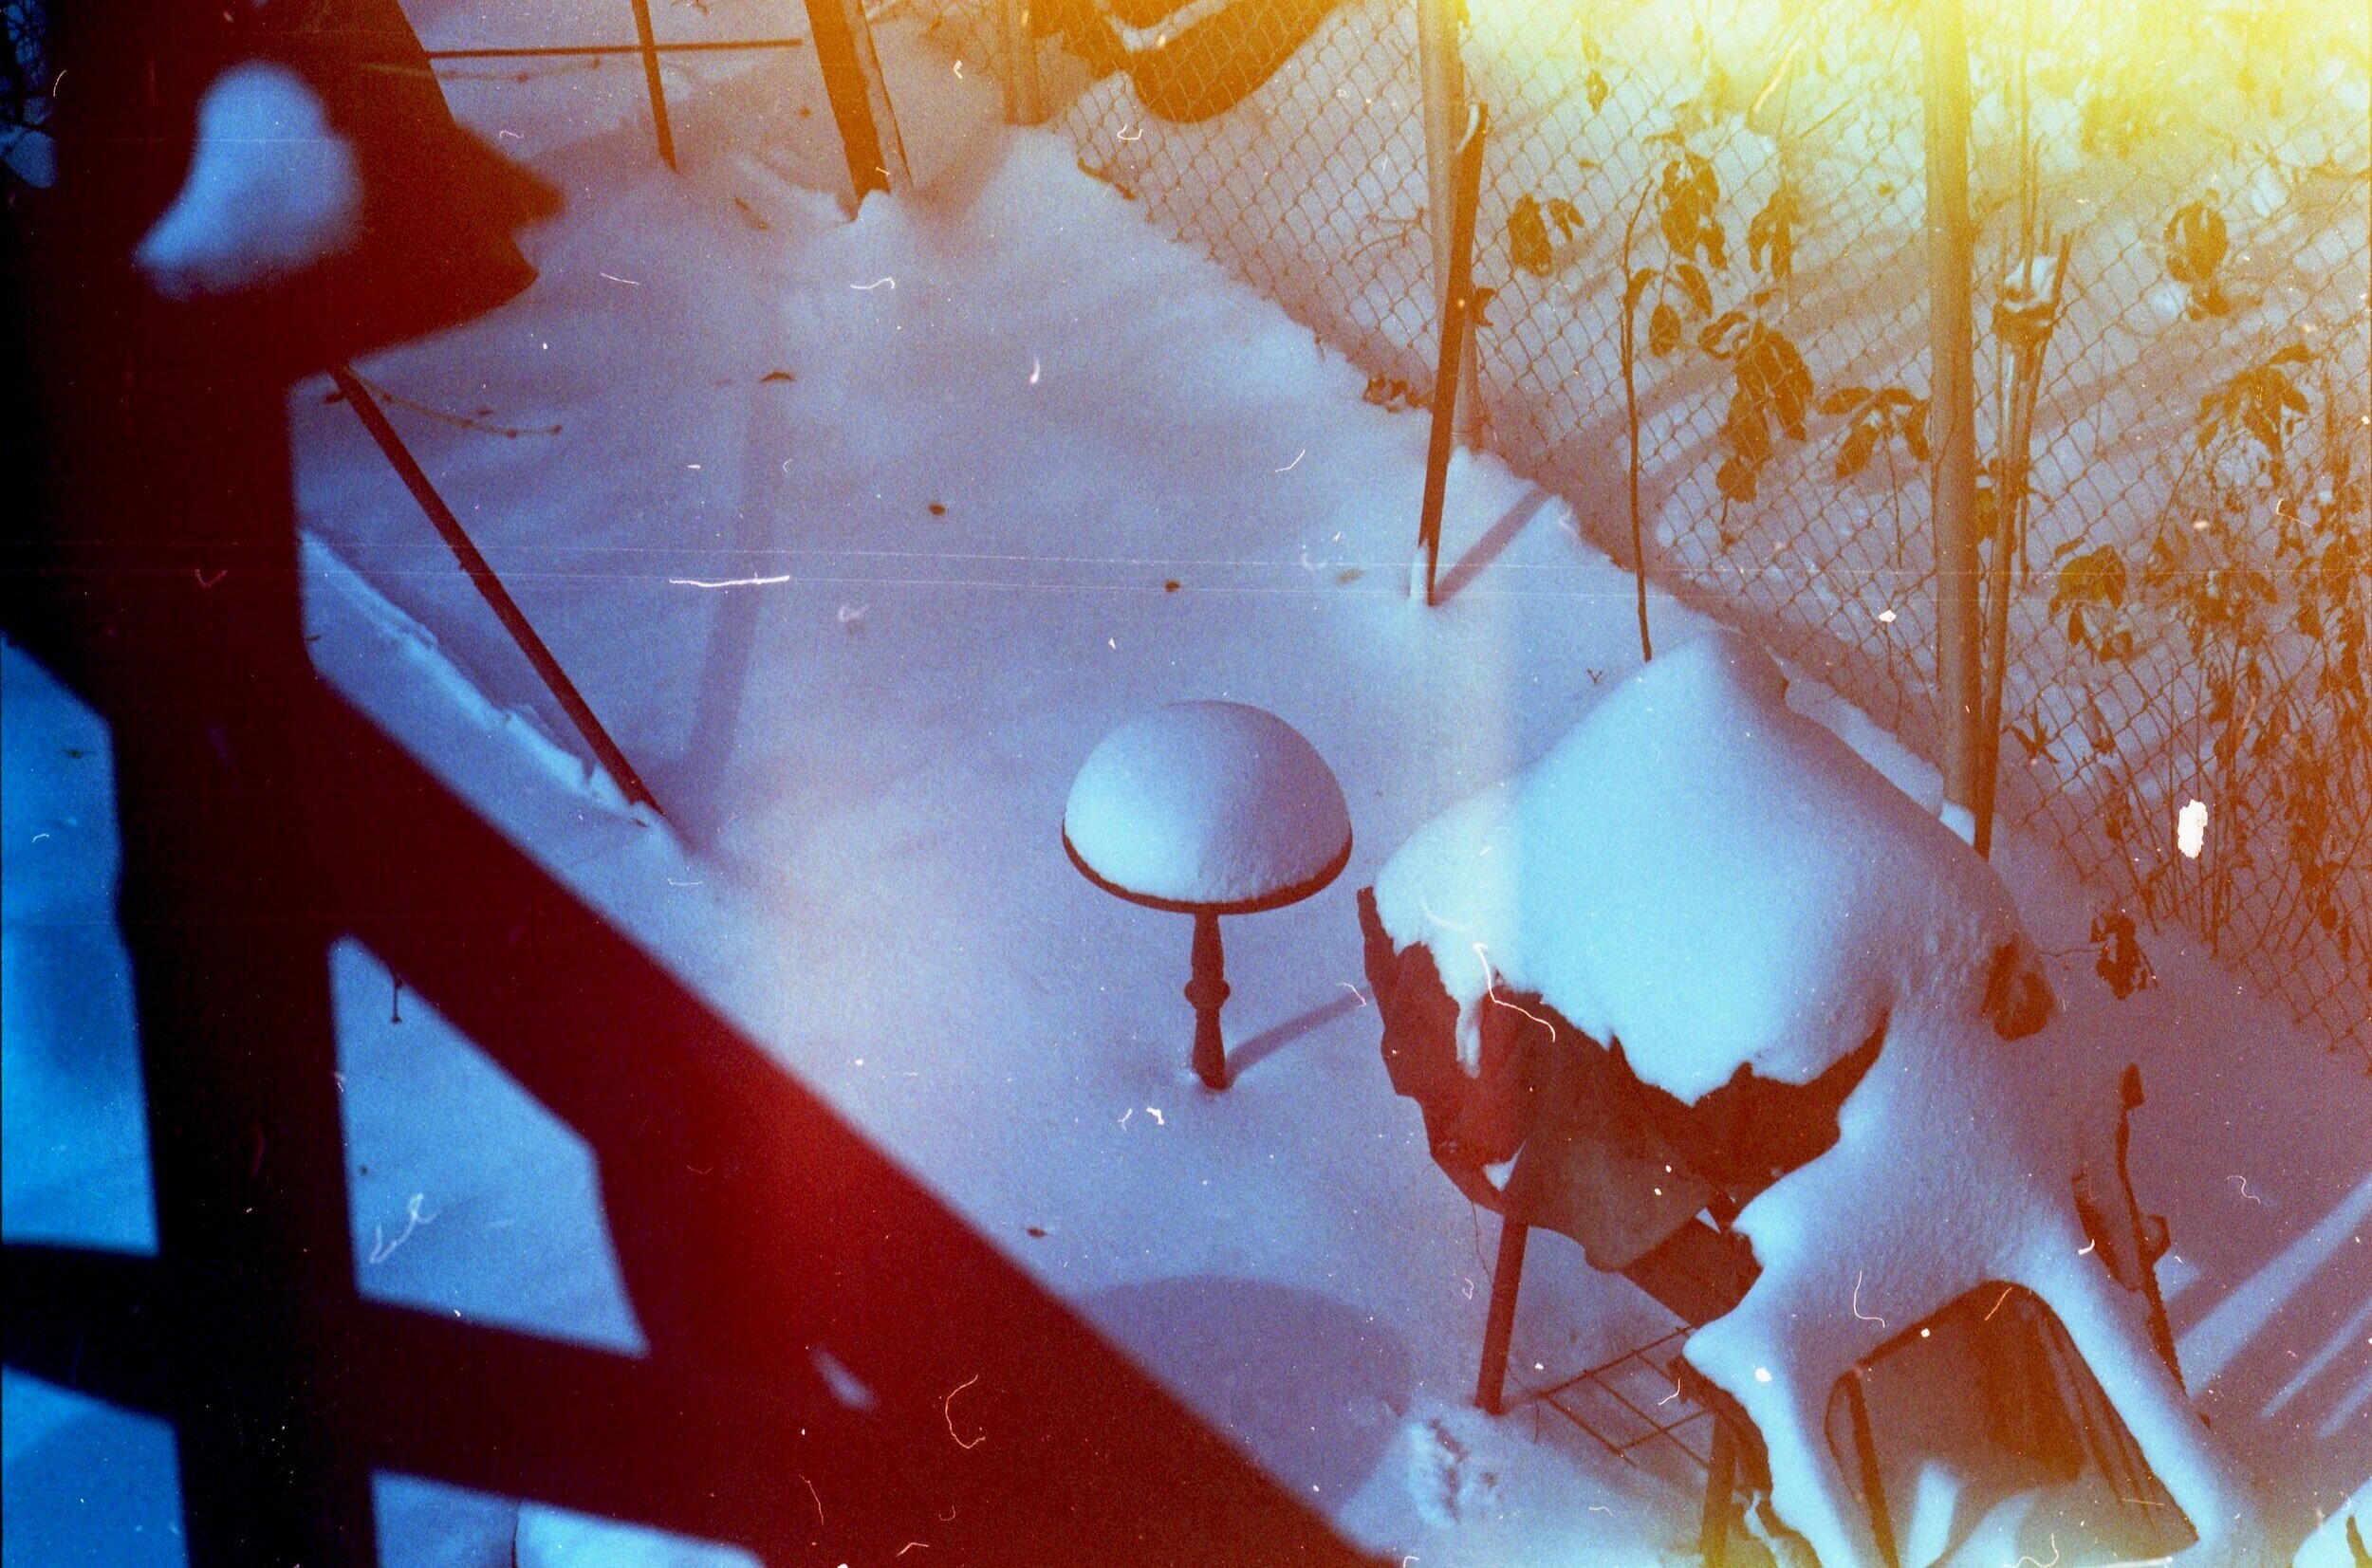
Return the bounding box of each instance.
[1065,701,1350,909]
[135,63,361,300]
[1371,629,2037,1100]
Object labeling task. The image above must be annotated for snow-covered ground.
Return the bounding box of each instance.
[5,8,2368,1564]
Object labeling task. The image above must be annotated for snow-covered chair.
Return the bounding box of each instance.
[1361,632,2260,1568]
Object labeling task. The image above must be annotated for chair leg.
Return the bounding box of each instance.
[1700,1414,1736,1568]
[1475,1218,1528,1415]
[1844,1369,1901,1568]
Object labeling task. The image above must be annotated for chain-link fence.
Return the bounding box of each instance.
[914,0,2371,1066]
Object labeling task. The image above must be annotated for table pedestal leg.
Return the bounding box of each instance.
[1185,912,1230,1089]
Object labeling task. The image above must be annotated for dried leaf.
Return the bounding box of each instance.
[2163,198,2227,289]
[1837,420,1880,479]
[1748,184,1801,284]
[1724,390,1771,463]
[1674,261,1714,317]
[1716,452,1759,502]
[1509,194,1555,276]
[2090,905,2156,999]
[1762,330,1812,436]
[2053,544,2129,612]
[1696,309,1750,357]
[1648,300,1682,357]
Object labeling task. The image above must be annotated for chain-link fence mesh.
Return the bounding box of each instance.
[910,0,2370,1068]
[923,0,1444,391]
[1968,0,2371,1069]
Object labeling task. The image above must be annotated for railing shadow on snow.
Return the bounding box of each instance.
[0,628,1383,1568]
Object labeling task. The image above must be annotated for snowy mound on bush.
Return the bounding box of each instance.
[1065,701,1350,909]
[1371,629,2045,1100]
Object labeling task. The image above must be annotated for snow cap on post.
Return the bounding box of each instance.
[1065,702,1352,912]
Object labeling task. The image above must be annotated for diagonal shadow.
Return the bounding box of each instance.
[1432,485,1561,606]
[3,670,1385,1568]
[1228,987,1369,1080]
[653,373,791,850]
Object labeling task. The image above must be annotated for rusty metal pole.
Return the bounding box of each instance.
[328,366,662,816]
[627,0,677,168]
[805,0,911,199]
[1417,0,1480,447]
[1921,0,1982,822]
[1003,0,1046,125]
[1416,102,1488,605]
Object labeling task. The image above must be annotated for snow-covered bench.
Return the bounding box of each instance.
[1361,631,2263,1568]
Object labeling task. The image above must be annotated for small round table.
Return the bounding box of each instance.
[1064,702,1352,1090]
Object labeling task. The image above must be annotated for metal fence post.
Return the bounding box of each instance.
[1002,0,1046,125]
[1416,102,1488,606]
[805,0,913,200]
[328,365,662,816]
[627,0,677,169]
[1920,0,1981,821]
[1417,0,1479,447]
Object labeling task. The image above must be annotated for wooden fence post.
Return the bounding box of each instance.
[1417,0,1479,447]
[1003,0,1046,125]
[804,0,913,200]
[1920,0,1982,823]
[627,0,677,169]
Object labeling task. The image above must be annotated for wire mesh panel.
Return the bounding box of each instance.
[1458,1,1940,747]
[1961,0,2370,1064]
[1515,1326,1718,1474]
[904,0,2369,1066]
[921,0,1442,392]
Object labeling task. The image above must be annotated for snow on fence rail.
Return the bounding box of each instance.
[916,0,2372,1069]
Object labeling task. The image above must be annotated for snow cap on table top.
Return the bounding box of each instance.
[1372,630,2040,1102]
[1065,701,1351,910]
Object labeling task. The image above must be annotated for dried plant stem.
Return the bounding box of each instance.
[1620,178,1657,663]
